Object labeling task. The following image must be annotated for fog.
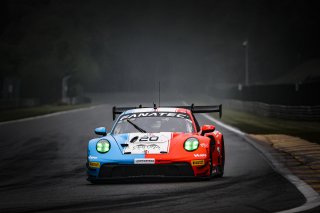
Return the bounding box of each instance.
[1,0,320,104]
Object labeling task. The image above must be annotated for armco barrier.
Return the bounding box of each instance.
[221,99,320,121]
[209,82,320,106]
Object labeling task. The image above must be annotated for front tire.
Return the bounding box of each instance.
[212,139,225,177]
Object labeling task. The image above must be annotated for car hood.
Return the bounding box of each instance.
[112,132,174,154]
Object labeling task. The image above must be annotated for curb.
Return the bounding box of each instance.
[250,134,320,194]
[201,113,320,213]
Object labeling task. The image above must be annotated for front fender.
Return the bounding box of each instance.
[204,131,224,166]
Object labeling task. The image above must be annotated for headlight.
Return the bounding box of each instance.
[96,140,111,153]
[184,138,199,151]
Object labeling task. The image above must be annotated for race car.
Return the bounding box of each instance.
[86,104,225,182]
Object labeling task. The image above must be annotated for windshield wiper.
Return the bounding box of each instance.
[126,119,146,133]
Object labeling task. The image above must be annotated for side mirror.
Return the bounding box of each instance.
[201,125,215,136]
[94,127,107,136]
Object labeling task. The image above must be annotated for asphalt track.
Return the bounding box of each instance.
[0,94,317,213]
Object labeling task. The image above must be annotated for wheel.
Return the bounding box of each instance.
[212,139,225,178]
[209,141,214,177]
[212,165,223,177]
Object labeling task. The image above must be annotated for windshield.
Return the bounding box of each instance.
[112,112,194,134]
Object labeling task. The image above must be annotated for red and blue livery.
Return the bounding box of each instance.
[86,104,225,182]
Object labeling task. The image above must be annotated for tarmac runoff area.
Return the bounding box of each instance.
[250,134,320,194]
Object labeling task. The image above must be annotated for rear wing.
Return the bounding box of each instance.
[112,104,222,120]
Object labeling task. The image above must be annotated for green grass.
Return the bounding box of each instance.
[211,108,320,144]
[0,104,91,122]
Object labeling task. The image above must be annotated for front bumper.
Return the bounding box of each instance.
[100,163,194,177]
[87,162,210,182]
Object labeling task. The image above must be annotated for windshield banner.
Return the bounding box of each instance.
[120,112,190,121]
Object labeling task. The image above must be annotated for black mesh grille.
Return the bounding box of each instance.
[99,163,194,177]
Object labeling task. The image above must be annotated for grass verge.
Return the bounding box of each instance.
[210,108,320,144]
[0,104,91,122]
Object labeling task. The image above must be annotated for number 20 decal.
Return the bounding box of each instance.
[139,136,159,141]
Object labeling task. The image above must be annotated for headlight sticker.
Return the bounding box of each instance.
[184,138,199,151]
[96,140,111,153]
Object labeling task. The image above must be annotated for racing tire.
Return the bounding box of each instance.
[209,141,214,178]
[212,139,225,178]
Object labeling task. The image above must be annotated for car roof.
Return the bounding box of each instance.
[123,107,191,115]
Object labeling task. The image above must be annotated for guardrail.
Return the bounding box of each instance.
[221,99,320,121]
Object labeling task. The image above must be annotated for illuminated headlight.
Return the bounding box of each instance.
[184,138,199,151]
[96,140,111,153]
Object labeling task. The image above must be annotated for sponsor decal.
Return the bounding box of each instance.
[191,160,205,166]
[120,112,191,121]
[194,153,207,158]
[133,144,160,151]
[200,143,208,148]
[89,162,100,168]
[88,155,97,160]
[134,158,155,164]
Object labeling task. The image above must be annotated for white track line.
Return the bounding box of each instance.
[0,105,100,126]
[202,112,320,213]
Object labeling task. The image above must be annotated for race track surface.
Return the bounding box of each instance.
[0,96,309,212]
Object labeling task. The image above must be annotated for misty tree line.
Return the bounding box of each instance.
[0,1,112,103]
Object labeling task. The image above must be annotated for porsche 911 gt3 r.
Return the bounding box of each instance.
[86,104,225,182]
